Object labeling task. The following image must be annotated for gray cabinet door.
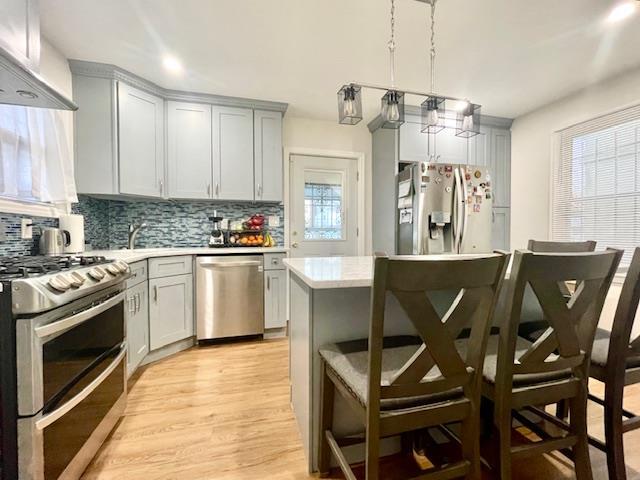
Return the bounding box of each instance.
[488,127,511,207]
[126,281,149,377]
[264,269,286,329]
[492,207,510,251]
[433,128,469,165]
[149,274,194,350]
[118,82,165,198]
[254,110,283,202]
[167,101,212,199]
[0,0,40,68]
[399,114,428,162]
[73,76,118,195]
[212,106,254,200]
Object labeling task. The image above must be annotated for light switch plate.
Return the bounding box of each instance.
[21,218,33,239]
[268,215,280,227]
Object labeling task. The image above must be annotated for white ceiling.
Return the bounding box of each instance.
[40,0,640,121]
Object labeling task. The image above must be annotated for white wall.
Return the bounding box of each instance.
[283,117,373,253]
[510,65,640,249]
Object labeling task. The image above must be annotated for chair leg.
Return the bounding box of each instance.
[495,412,512,480]
[365,416,380,480]
[556,399,569,420]
[461,406,481,480]
[604,385,627,480]
[318,361,335,477]
[569,387,593,480]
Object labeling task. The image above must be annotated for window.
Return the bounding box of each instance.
[552,104,640,267]
[0,104,76,216]
[304,170,344,240]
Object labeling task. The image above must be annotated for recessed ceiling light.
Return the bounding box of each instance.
[162,56,183,73]
[607,2,636,23]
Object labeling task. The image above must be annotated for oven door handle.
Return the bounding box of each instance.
[34,292,126,339]
[35,345,126,431]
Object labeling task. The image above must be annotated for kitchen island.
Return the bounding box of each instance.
[284,256,467,472]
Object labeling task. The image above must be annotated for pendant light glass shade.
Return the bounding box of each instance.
[337,84,363,125]
[380,90,405,129]
[455,102,481,138]
[420,96,446,133]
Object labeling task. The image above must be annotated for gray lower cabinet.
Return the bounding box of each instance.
[492,207,511,250]
[254,109,283,202]
[264,269,286,329]
[118,83,165,198]
[149,274,194,350]
[212,105,254,201]
[125,281,149,377]
[167,101,213,199]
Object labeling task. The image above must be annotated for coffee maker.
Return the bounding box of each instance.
[208,211,225,247]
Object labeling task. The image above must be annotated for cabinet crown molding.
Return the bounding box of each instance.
[69,59,288,114]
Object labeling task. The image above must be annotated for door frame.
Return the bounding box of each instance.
[284,147,366,256]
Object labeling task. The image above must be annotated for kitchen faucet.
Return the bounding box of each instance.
[128,222,148,249]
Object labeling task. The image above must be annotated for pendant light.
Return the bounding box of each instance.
[336,0,480,137]
[380,0,404,129]
[420,0,446,133]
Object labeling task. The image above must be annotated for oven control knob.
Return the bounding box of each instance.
[49,274,71,292]
[106,263,120,276]
[68,271,86,288]
[114,260,129,273]
[88,267,106,281]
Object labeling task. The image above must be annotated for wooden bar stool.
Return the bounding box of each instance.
[587,247,640,480]
[317,252,509,480]
[477,249,621,480]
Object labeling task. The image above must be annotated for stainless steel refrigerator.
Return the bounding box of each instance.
[397,162,493,255]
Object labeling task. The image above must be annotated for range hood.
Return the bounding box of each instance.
[0,46,77,111]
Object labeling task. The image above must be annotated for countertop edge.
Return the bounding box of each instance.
[283,258,373,289]
[82,247,289,264]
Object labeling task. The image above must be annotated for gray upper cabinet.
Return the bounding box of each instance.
[399,115,428,162]
[254,110,283,202]
[0,0,39,68]
[212,106,254,201]
[488,127,511,207]
[73,76,118,195]
[167,101,213,199]
[118,83,165,198]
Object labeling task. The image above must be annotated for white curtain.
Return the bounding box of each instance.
[0,104,77,204]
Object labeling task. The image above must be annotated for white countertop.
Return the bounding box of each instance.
[283,254,506,289]
[84,247,288,263]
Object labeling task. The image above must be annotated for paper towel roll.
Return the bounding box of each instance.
[59,214,85,254]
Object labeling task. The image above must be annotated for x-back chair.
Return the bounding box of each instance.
[480,249,621,480]
[318,252,509,480]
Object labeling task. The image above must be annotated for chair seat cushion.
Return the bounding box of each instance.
[319,336,463,411]
[590,328,640,369]
[469,335,571,386]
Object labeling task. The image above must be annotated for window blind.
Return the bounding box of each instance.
[552,104,640,267]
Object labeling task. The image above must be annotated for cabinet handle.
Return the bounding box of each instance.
[154,285,158,302]
[135,293,140,312]
[207,184,211,196]
[159,180,164,195]
[129,297,135,314]
[215,183,219,196]
[267,275,270,290]
[257,184,262,197]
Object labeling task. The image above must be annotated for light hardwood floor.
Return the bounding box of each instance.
[82,339,640,479]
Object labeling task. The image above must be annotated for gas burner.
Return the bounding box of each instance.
[0,255,111,280]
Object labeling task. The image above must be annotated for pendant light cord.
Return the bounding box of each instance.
[388,0,396,88]
[430,0,437,93]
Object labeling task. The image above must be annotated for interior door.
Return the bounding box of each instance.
[289,154,359,257]
[167,101,212,199]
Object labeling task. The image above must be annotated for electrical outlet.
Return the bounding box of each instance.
[21,218,33,239]
[268,215,280,227]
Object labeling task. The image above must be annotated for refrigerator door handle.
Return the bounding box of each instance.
[459,168,469,250]
[452,168,461,253]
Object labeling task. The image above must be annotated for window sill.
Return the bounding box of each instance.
[0,197,70,218]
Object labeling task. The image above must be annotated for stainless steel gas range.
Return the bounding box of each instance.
[0,256,130,480]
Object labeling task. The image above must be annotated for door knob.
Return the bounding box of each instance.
[291,242,299,248]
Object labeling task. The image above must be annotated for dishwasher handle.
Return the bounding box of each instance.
[198,260,263,268]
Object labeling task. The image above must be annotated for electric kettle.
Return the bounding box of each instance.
[39,228,71,256]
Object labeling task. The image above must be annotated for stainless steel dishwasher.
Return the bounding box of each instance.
[196,256,264,340]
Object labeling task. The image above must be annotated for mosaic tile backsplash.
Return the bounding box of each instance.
[1,196,284,256]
